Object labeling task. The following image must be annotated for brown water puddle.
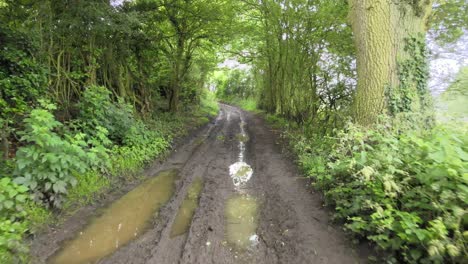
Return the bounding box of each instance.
[224,194,259,250]
[170,177,203,237]
[49,169,179,264]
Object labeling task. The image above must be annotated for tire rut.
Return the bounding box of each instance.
[101,109,231,264]
[33,104,370,264]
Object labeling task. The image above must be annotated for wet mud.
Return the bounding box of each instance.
[49,170,178,264]
[32,104,369,264]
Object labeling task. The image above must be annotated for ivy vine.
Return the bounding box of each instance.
[387,34,430,115]
[401,0,430,17]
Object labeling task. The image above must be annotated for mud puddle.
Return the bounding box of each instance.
[170,177,204,237]
[224,194,259,250]
[229,162,253,186]
[225,112,259,251]
[49,169,179,264]
[229,111,253,187]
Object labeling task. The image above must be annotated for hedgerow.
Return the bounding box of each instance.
[266,114,467,263]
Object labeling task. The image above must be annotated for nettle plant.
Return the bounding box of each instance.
[14,102,108,207]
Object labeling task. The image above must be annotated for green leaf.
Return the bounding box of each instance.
[30,181,37,190]
[15,194,27,203]
[429,150,445,163]
[53,181,67,194]
[0,178,11,185]
[4,200,14,209]
[455,147,468,161]
[13,177,26,185]
[8,189,18,197]
[410,249,422,260]
[17,185,28,193]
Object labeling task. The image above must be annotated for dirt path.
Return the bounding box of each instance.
[32,104,368,264]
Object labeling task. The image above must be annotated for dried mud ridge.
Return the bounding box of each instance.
[31,104,369,264]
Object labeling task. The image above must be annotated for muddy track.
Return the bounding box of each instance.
[32,104,369,264]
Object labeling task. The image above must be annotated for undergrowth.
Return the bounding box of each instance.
[0,87,218,262]
[268,114,467,263]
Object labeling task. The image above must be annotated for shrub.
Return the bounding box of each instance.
[0,25,47,126]
[79,86,136,143]
[110,136,169,176]
[122,120,163,147]
[14,102,108,207]
[294,120,468,263]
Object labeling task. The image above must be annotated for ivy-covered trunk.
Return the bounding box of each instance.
[349,0,433,126]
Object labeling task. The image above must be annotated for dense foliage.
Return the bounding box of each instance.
[1,0,467,263]
[0,0,222,261]
[302,122,466,262]
[261,113,467,263]
[14,101,109,207]
[431,0,468,43]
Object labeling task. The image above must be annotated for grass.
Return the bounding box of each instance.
[63,171,111,209]
[200,90,220,117]
[221,97,260,113]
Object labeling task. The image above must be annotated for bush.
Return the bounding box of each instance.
[0,25,47,127]
[14,102,108,207]
[110,136,169,176]
[122,120,163,147]
[293,120,468,263]
[79,86,136,143]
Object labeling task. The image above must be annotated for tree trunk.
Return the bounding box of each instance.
[169,58,181,112]
[349,0,432,126]
[1,126,9,160]
[169,33,186,112]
